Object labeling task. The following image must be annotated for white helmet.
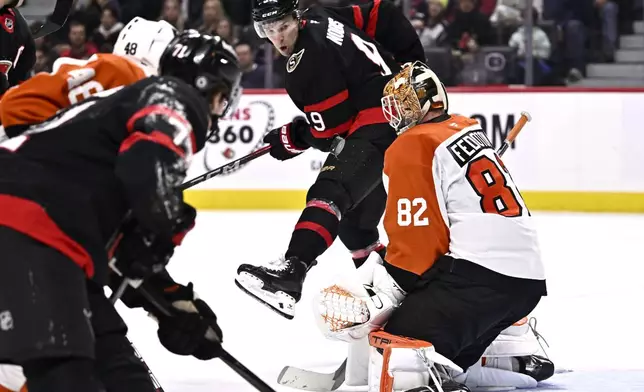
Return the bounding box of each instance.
[113,17,178,75]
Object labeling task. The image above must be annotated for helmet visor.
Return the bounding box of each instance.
[254,15,297,39]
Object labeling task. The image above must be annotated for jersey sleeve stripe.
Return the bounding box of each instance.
[366,0,382,38]
[303,89,349,113]
[352,5,364,30]
[126,105,191,134]
[348,107,389,135]
[119,130,186,158]
[126,104,196,154]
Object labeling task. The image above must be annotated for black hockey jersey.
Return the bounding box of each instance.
[0,76,209,283]
[329,0,425,65]
[284,1,423,150]
[0,6,35,95]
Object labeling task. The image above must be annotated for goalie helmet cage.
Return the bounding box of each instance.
[31,0,73,39]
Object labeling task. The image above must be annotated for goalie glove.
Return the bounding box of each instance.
[315,252,406,342]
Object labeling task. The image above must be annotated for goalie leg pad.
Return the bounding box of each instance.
[347,337,371,386]
[451,362,537,390]
[367,331,462,392]
[482,317,540,358]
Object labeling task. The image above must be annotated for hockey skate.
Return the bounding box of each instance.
[516,355,554,382]
[235,256,315,319]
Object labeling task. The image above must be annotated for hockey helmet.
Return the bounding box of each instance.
[252,0,299,38]
[113,17,178,75]
[159,30,242,123]
[381,61,449,134]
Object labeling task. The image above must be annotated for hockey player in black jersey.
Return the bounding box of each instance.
[0,0,35,95]
[0,31,241,392]
[235,0,425,319]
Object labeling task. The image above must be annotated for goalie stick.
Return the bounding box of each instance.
[276,111,533,392]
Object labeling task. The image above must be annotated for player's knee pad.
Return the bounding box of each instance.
[367,331,462,392]
[21,357,102,392]
[306,179,352,215]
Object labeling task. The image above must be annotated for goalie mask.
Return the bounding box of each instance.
[381,61,449,134]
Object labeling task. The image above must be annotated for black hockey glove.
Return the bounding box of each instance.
[263,116,310,161]
[110,203,196,280]
[154,283,223,360]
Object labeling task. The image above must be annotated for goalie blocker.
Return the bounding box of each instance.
[314,62,549,392]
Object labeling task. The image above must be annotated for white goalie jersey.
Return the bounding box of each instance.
[383,114,545,286]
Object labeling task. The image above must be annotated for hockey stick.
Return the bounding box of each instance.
[276,112,533,392]
[31,0,73,38]
[107,134,344,390]
[136,283,278,392]
[107,133,345,257]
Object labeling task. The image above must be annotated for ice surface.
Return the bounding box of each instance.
[114,211,644,391]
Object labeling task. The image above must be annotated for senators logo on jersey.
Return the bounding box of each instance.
[0,53,148,135]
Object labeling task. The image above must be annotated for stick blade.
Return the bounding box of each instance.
[277,360,347,391]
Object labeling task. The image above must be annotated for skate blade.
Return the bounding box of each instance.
[235,274,296,320]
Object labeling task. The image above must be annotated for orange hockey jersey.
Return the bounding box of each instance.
[383,114,544,289]
[0,53,148,133]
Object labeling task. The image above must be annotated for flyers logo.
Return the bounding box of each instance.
[0,60,12,76]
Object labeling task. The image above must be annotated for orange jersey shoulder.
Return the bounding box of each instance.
[0,54,147,129]
[383,114,478,277]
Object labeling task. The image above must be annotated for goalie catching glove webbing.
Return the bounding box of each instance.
[315,252,406,342]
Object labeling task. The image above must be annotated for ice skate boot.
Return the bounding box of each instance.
[236,256,315,319]
[516,355,554,382]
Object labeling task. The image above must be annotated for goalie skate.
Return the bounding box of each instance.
[235,256,314,319]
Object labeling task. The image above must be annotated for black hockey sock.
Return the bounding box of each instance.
[22,357,104,392]
[285,200,341,264]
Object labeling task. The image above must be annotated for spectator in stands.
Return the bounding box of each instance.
[446,0,494,52]
[235,41,266,88]
[92,4,124,53]
[509,7,553,84]
[32,47,56,75]
[544,0,594,83]
[490,0,523,26]
[445,0,498,20]
[216,17,236,44]
[59,21,98,60]
[594,0,618,62]
[191,0,222,34]
[160,0,185,31]
[415,0,448,49]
